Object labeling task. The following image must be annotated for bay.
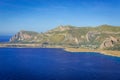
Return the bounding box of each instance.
[0,48,120,80]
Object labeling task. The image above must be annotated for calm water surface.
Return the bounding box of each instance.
[0,36,120,80]
[0,35,11,42]
[0,48,120,80]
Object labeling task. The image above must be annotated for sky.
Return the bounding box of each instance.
[0,0,120,34]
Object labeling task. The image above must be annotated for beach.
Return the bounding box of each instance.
[65,48,120,57]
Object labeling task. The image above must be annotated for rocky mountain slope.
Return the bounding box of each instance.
[9,25,120,50]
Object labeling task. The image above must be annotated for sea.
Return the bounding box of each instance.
[0,35,11,42]
[0,36,120,80]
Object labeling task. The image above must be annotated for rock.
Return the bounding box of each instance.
[86,31,100,42]
[64,34,80,44]
[10,31,33,42]
[49,25,72,32]
[100,36,119,49]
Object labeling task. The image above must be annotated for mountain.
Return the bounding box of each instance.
[9,25,120,50]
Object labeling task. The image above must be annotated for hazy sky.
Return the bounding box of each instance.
[0,0,120,34]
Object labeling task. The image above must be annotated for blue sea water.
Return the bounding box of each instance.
[0,48,120,80]
[0,36,120,80]
[0,35,11,42]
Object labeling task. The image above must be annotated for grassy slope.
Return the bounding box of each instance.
[11,25,120,50]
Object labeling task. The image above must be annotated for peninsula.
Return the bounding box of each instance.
[0,25,120,57]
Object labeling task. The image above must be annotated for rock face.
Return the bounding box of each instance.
[86,31,100,42]
[58,26,71,31]
[64,34,80,44]
[100,36,119,49]
[49,25,72,32]
[10,31,38,42]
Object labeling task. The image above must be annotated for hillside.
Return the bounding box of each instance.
[9,25,120,50]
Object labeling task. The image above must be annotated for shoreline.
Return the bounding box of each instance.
[64,48,120,57]
[0,43,120,57]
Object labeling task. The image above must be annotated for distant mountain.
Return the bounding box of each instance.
[9,25,120,50]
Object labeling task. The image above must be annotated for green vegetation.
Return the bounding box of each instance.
[97,24,120,32]
[105,43,120,51]
[10,25,120,50]
[20,30,39,36]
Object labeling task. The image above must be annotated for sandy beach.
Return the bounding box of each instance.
[64,48,120,57]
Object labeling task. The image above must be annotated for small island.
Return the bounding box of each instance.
[0,25,120,57]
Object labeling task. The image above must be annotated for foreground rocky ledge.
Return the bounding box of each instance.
[65,48,120,57]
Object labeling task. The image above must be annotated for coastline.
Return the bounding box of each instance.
[64,48,120,57]
[0,43,120,57]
